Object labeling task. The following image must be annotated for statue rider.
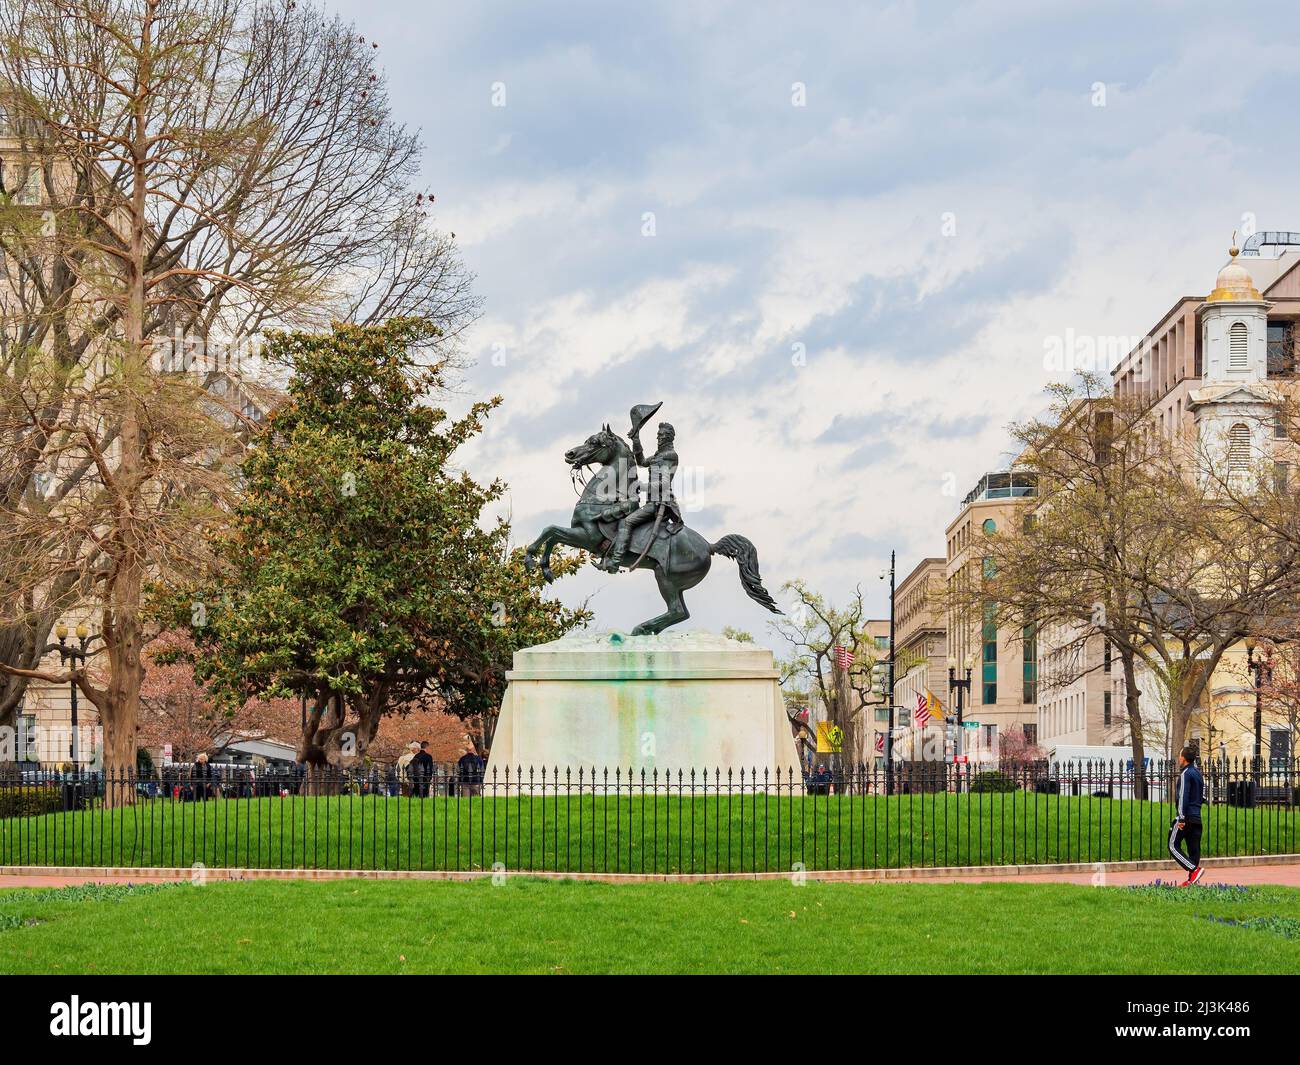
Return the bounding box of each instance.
[604,402,683,571]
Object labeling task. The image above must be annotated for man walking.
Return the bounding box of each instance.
[1169,745,1205,886]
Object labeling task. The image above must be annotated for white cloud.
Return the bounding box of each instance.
[328,0,1300,641]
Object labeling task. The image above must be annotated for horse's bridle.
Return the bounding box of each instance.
[568,434,613,496]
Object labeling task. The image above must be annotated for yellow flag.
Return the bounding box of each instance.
[925,689,943,718]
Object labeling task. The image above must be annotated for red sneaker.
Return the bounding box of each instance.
[1188,867,1204,886]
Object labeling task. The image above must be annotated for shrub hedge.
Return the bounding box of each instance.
[0,786,64,819]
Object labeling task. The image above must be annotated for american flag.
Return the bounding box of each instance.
[915,691,933,729]
[832,645,853,671]
[874,732,885,753]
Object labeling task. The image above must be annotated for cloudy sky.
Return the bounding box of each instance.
[328,0,1300,643]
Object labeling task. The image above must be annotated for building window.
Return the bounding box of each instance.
[982,518,997,535]
[1103,641,1112,674]
[1275,411,1289,439]
[1269,729,1291,768]
[19,712,36,761]
[1229,322,1249,370]
[1276,462,1290,493]
[1023,723,1036,745]
[1268,321,1296,377]
[1103,691,1112,727]
[874,635,889,652]
[1227,423,1250,474]
[4,163,42,206]
[1022,622,1037,704]
[982,602,997,705]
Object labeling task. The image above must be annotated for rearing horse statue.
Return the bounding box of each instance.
[524,410,782,635]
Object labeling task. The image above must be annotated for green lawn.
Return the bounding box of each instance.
[1,878,1299,974]
[2,792,1297,872]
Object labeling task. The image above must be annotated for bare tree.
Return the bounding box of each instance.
[771,580,882,774]
[946,376,1172,790]
[0,0,478,791]
[950,374,1300,798]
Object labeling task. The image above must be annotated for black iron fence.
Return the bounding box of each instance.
[0,757,1296,874]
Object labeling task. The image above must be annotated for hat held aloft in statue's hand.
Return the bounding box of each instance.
[629,401,662,435]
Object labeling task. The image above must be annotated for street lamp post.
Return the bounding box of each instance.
[948,659,972,761]
[881,551,896,794]
[54,621,90,770]
[1245,640,1268,785]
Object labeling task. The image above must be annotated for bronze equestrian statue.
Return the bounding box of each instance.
[524,402,782,635]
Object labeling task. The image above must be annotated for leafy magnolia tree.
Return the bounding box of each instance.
[0,0,476,785]
[178,319,587,786]
[770,580,882,770]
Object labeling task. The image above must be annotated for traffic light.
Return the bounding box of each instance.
[871,662,888,697]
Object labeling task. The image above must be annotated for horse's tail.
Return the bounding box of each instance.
[709,534,782,614]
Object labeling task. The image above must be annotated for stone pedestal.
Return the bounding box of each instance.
[486,630,802,790]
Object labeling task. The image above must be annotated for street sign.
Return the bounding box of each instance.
[954,755,969,764]
[962,721,980,728]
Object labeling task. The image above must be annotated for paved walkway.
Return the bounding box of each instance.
[881,863,1300,888]
[2,858,1299,889]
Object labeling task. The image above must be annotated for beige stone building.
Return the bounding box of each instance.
[1035,620,1124,752]
[944,471,1040,752]
[891,557,948,725]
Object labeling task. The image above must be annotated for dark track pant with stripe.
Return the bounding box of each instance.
[1169,820,1202,873]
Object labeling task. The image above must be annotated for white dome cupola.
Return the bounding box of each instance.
[1188,239,1277,488]
[1199,242,1267,385]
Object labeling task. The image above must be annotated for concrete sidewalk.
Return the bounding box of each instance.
[2,855,1299,888]
[883,862,1300,888]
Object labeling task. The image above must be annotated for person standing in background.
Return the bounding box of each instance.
[397,741,418,798]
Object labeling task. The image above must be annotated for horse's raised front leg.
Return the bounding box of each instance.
[524,527,554,575]
[526,524,597,583]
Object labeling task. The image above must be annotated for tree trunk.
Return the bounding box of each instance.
[100,567,144,806]
[297,689,385,795]
[1120,649,1147,800]
[827,665,859,793]
[303,760,337,797]
[297,694,332,795]
[93,6,153,808]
